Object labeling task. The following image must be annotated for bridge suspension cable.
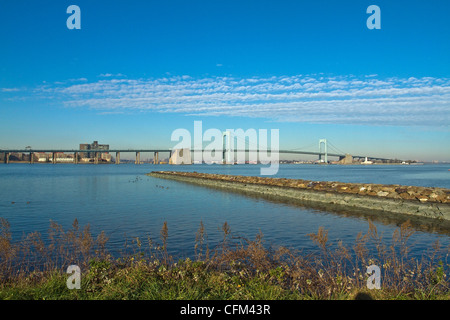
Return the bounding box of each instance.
[286,142,317,152]
[232,132,259,150]
[230,134,321,153]
[326,139,347,155]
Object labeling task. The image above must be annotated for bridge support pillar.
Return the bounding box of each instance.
[94,152,99,164]
[135,152,140,164]
[116,152,120,164]
[52,152,56,164]
[222,131,232,164]
[319,139,328,163]
[30,152,34,164]
[74,152,78,164]
[154,152,158,164]
[5,153,9,164]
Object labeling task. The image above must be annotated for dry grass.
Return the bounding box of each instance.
[0,218,108,281]
[0,217,448,300]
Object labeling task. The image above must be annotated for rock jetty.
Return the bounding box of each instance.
[150,171,449,203]
[147,171,450,224]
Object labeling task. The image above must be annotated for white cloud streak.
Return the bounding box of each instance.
[19,74,450,126]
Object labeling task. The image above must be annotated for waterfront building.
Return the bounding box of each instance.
[169,148,192,165]
[79,143,90,158]
[79,141,110,161]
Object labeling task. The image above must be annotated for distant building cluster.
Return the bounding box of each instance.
[0,141,111,163]
[79,141,111,162]
[0,152,79,163]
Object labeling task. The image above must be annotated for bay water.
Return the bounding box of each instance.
[1,163,449,260]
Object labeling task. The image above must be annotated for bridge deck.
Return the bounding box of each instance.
[0,149,391,161]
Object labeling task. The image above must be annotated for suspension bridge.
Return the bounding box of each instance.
[0,138,396,164]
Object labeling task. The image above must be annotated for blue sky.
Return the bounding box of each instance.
[0,0,449,161]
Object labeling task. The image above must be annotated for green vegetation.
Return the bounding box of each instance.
[0,218,448,300]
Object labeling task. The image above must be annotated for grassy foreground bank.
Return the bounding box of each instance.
[0,219,448,300]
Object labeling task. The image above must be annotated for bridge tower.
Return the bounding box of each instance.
[319,139,328,163]
[222,131,233,164]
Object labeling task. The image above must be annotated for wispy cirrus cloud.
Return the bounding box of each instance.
[1,87,21,92]
[6,74,450,127]
[98,73,125,78]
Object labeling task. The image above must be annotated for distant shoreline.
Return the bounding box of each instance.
[1,161,448,165]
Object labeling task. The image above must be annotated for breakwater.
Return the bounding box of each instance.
[147,171,450,228]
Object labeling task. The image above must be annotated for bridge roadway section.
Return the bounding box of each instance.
[0,148,392,164]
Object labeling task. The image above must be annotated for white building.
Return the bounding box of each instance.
[169,148,192,165]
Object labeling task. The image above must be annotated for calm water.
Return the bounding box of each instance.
[1,163,449,260]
